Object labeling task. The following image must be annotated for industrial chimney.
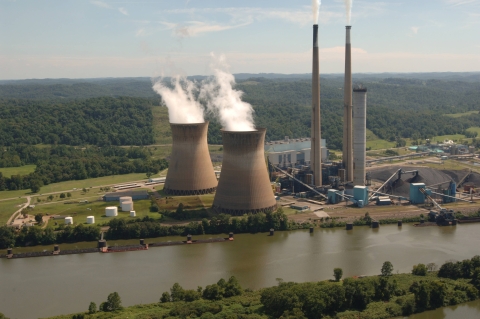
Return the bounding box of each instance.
[164,122,218,195]
[343,26,353,182]
[353,87,367,186]
[213,128,277,215]
[311,24,322,186]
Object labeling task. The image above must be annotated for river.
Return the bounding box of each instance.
[1,223,480,318]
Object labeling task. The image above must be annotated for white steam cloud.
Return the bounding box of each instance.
[312,0,321,24]
[344,0,353,25]
[152,76,205,124]
[201,54,255,132]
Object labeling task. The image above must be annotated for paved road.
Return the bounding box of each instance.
[7,196,30,225]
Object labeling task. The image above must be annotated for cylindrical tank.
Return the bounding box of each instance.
[398,220,403,227]
[86,216,95,224]
[346,223,353,230]
[64,217,73,225]
[130,211,136,217]
[121,201,133,212]
[98,240,107,248]
[371,221,379,228]
[353,87,367,186]
[140,239,145,245]
[213,128,277,215]
[105,206,118,217]
[164,122,218,195]
[119,196,132,204]
[7,248,12,255]
[54,245,59,252]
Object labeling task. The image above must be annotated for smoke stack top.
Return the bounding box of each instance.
[152,76,204,124]
[313,25,319,48]
[200,54,255,132]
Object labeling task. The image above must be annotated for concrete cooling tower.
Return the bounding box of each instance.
[164,122,218,195]
[212,128,277,215]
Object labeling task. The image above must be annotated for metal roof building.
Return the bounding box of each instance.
[103,190,149,202]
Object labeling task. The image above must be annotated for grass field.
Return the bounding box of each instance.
[34,199,159,226]
[0,173,150,200]
[467,127,480,135]
[444,110,479,118]
[0,165,36,177]
[0,198,27,225]
[152,105,172,144]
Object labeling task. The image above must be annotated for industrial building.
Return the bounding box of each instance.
[103,190,149,202]
[164,122,218,195]
[265,137,327,167]
[213,128,277,215]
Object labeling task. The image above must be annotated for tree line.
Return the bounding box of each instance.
[0,145,167,192]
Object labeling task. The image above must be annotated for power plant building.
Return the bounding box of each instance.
[265,138,327,167]
[213,128,277,215]
[353,87,367,186]
[164,122,218,195]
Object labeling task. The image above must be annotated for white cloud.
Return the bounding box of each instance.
[173,19,252,37]
[411,26,419,34]
[118,7,129,16]
[90,1,110,9]
[135,28,146,37]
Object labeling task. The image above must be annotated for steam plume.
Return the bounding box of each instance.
[312,0,321,24]
[152,76,205,123]
[201,54,255,132]
[344,0,352,25]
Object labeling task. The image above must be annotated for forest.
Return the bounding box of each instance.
[1,75,479,152]
[0,145,167,192]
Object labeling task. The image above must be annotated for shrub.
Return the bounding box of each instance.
[412,264,427,276]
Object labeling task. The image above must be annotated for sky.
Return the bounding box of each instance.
[0,0,479,79]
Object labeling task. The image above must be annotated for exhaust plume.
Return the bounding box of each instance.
[152,76,205,123]
[201,54,255,132]
[312,0,321,24]
[344,0,352,25]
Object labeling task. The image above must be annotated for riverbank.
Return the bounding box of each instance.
[43,256,480,319]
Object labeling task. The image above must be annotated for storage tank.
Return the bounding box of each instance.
[105,206,118,217]
[86,216,95,224]
[65,217,73,225]
[213,128,277,215]
[119,196,132,204]
[121,201,133,212]
[164,122,218,195]
[130,211,136,217]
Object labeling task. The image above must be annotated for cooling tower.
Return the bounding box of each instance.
[353,87,367,186]
[343,26,354,182]
[212,128,277,215]
[311,24,322,186]
[164,122,218,195]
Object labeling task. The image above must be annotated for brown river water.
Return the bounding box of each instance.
[1,223,480,319]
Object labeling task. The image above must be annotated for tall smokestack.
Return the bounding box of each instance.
[311,24,322,186]
[213,128,277,215]
[164,122,218,195]
[343,26,353,182]
[353,87,367,186]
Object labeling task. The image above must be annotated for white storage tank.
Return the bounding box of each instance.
[65,217,73,225]
[121,201,133,212]
[105,206,118,217]
[130,211,136,217]
[119,196,132,204]
[86,216,95,224]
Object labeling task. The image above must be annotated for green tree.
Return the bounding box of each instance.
[160,292,171,303]
[412,264,427,276]
[224,276,243,297]
[67,192,72,197]
[47,194,54,201]
[381,261,393,276]
[333,268,343,282]
[0,312,10,319]
[183,289,201,302]
[88,302,96,314]
[30,180,41,193]
[34,213,43,224]
[203,284,224,300]
[104,292,122,311]
[60,193,66,199]
[170,283,185,302]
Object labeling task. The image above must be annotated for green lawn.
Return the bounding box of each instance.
[0,198,27,225]
[444,110,480,118]
[430,133,466,143]
[0,165,36,177]
[467,126,480,135]
[152,105,172,144]
[34,199,159,226]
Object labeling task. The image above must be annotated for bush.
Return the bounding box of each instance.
[334,268,343,282]
[412,264,427,276]
[160,292,171,303]
[381,261,393,276]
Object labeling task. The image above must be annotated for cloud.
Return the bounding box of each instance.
[411,26,419,34]
[136,28,146,37]
[90,0,110,9]
[173,19,252,37]
[118,7,129,16]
